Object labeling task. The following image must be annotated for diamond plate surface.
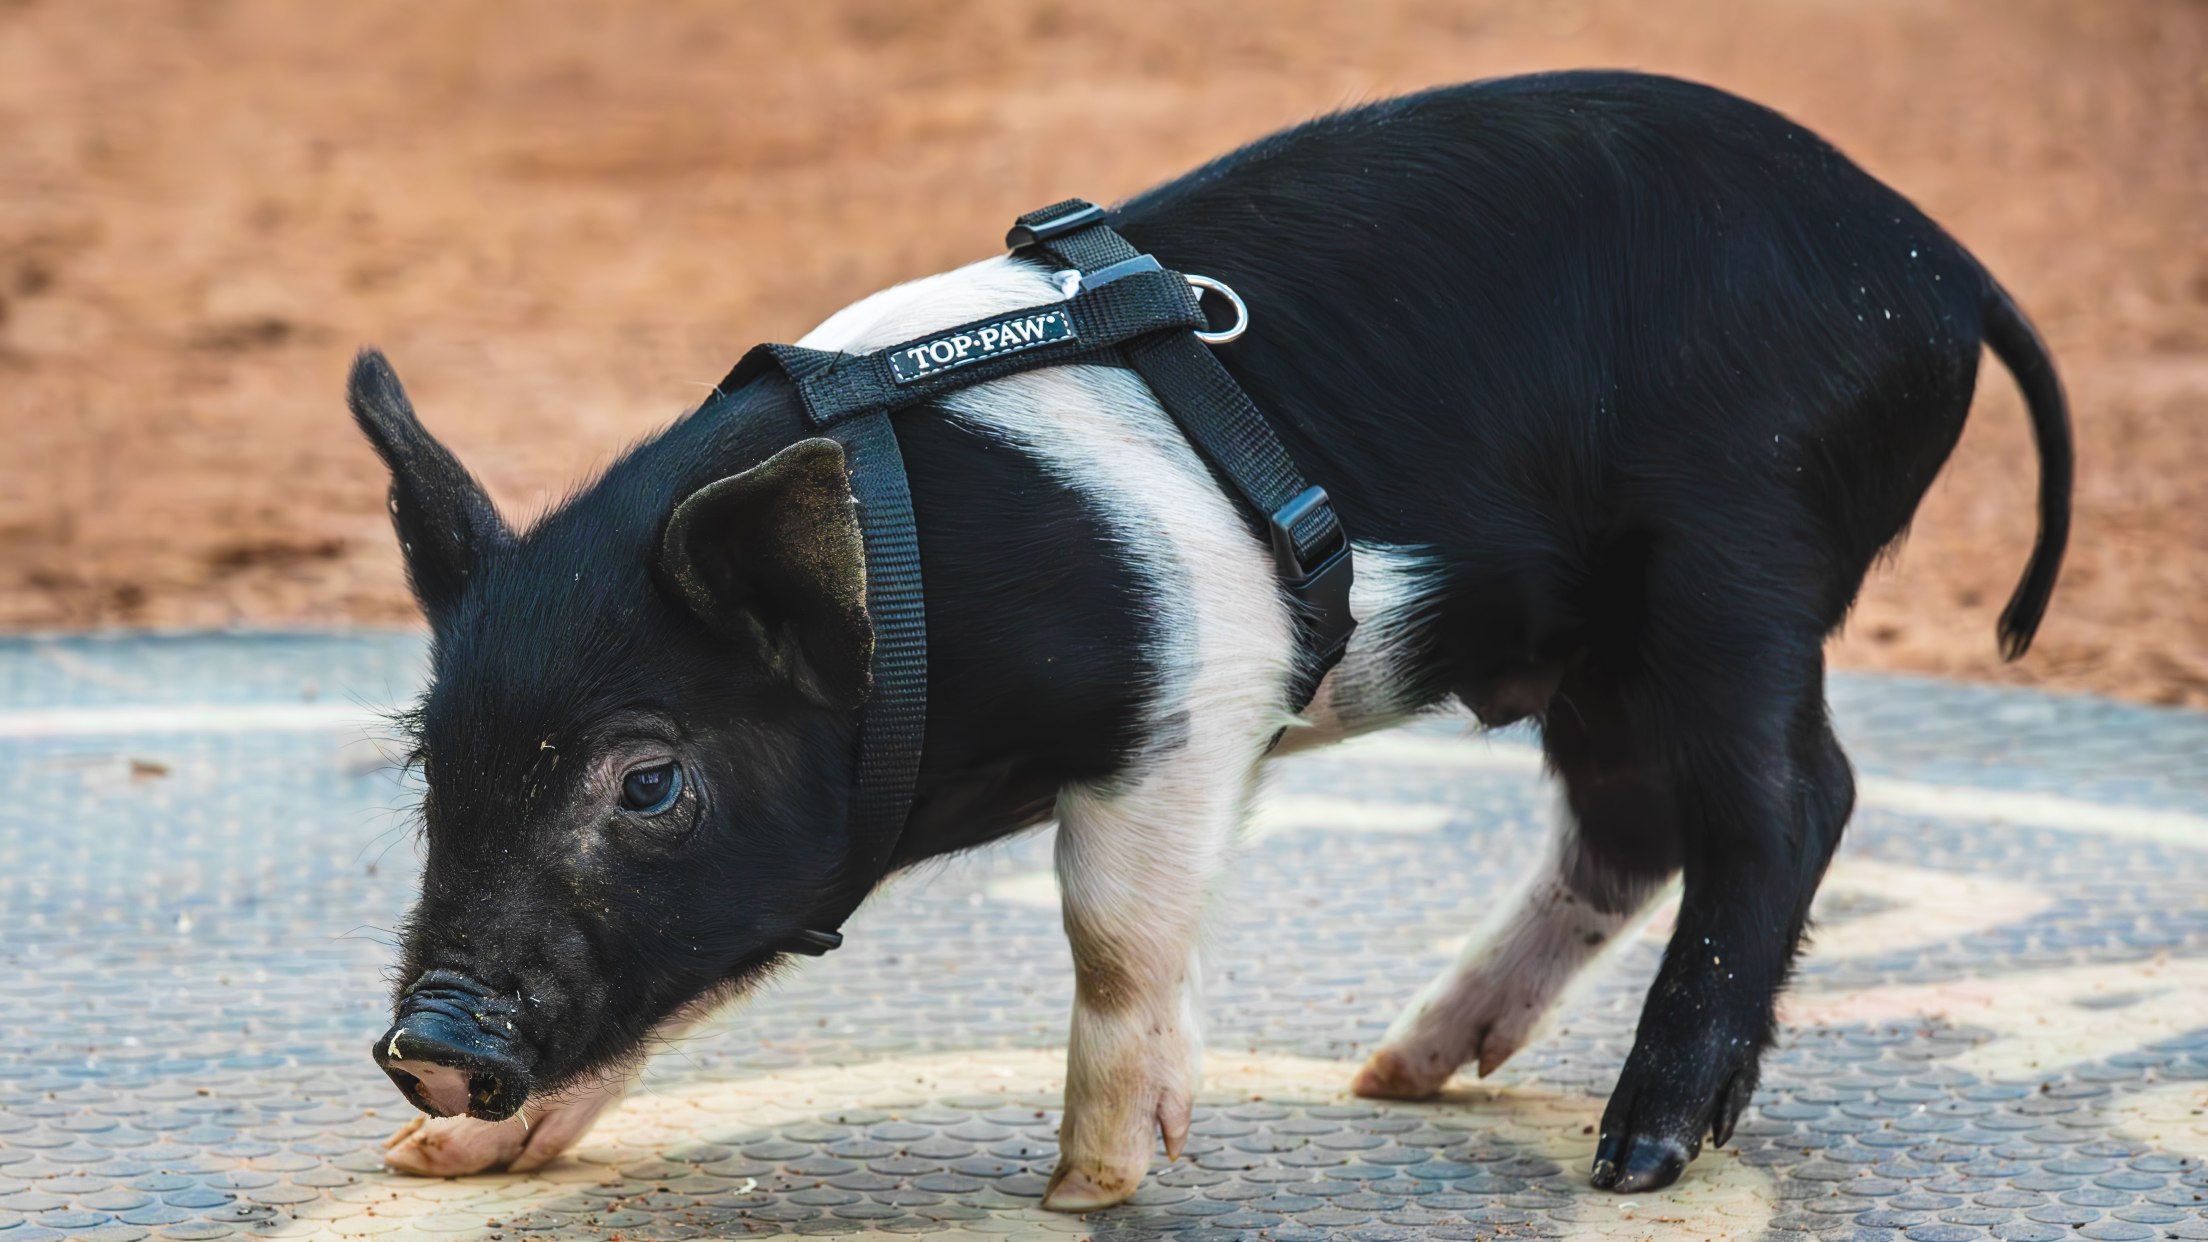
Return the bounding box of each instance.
[1,632,2204,1240]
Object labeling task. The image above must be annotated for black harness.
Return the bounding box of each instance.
[727,200,1355,955]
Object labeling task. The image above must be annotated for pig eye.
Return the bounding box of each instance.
[619,762,683,815]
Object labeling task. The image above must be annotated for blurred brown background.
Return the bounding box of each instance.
[0,0,2202,704]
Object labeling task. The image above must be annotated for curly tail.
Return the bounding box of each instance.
[1979,277,2072,660]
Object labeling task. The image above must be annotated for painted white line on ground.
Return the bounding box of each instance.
[1294,731,1546,775]
[1854,775,2208,850]
[1783,957,2208,1080]
[0,702,392,739]
[3,702,2199,848]
[1295,731,2208,849]
[1249,794,1456,840]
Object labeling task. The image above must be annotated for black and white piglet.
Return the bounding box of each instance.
[360,71,2069,1205]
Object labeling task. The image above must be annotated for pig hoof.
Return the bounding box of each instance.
[1042,1160,1139,1212]
[1045,1078,1189,1212]
[1476,1029,1528,1079]
[1350,1047,1446,1100]
[1590,1133,1694,1193]
[382,1114,526,1177]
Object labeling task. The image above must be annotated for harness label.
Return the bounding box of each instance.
[888,308,1076,384]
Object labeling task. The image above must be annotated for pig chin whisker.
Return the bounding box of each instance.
[641,1023,709,1078]
[377,698,427,751]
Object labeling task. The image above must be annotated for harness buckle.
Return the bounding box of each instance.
[1051,254,1164,297]
[1268,486,1356,658]
[1006,203,1107,250]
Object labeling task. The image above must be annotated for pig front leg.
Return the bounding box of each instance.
[381,1071,629,1176]
[1042,767,1255,1212]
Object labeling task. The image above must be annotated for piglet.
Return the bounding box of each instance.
[364,70,2068,1206]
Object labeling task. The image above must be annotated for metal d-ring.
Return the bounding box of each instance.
[1185,274,1249,345]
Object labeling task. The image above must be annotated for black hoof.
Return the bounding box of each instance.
[1590,1133,1693,1193]
[1710,1061,1760,1149]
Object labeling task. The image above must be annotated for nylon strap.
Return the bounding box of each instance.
[733,197,1358,949]
[830,410,927,887]
[1010,198,1356,708]
[735,269,1205,428]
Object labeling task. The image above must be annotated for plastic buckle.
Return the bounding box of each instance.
[1269,486,1341,581]
[1078,254,1163,290]
[1268,486,1356,653]
[1005,203,1106,250]
[1050,254,1165,298]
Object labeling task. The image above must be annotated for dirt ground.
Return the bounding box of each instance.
[1,0,2203,706]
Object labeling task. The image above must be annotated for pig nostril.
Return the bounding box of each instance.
[383,1065,439,1115]
[390,1063,507,1118]
[375,978,533,1120]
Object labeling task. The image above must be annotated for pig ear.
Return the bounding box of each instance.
[347,349,510,627]
[659,437,873,709]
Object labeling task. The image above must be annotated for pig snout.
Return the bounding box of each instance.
[372,969,535,1121]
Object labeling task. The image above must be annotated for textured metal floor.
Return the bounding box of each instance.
[1,631,2204,1241]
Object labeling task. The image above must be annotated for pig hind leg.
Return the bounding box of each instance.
[1588,581,1854,1193]
[1352,670,1681,1100]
